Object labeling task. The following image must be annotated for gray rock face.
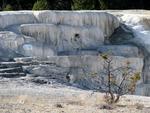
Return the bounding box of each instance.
[21,24,104,52]
[0,31,24,50]
[98,45,142,57]
[109,11,150,96]
[0,11,119,59]
[142,56,150,84]
[34,11,119,38]
[109,24,134,44]
[19,43,56,58]
[4,25,22,34]
[0,12,37,29]
[0,10,149,96]
[23,64,70,82]
[0,31,24,60]
[136,84,150,96]
[58,50,99,56]
[17,55,143,91]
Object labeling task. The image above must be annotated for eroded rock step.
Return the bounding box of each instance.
[0,55,146,95]
[98,45,143,57]
[0,67,23,73]
[0,73,26,78]
[0,57,63,79]
[0,61,55,68]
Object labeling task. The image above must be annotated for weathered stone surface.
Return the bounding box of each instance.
[23,64,70,82]
[0,67,23,73]
[109,24,134,44]
[0,30,55,59]
[4,25,22,34]
[0,47,21,61]
[34,11,119,38]
[20,55,143,91]
[58,50,99,56]
[0,11,37,29]
[14,57,43,62]
[136,83,150,96]
[0,31,24,51]
[0,73,26,78]
[110,11,150,96]
[0,31,24,60]
[0,11,120,59]
[0,10,149,96]
[19,42,56,58]
[98,45,142,57]
[21,24,104,52]
[110,11,150,55]
[23,36,36,43]
[142,56,150,84]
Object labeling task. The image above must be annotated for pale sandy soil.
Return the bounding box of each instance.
[0,78,150,113]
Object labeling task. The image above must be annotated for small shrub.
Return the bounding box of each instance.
[3,4,13,11]
[100,54,141,104]
[99,104,114,110]
[79,54,141,105]
[135,103,144,110]
[55,103,63,108]
[32,0,49,10]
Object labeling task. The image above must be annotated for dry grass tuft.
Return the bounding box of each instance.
[134,103,144,110]
[55,103,64,108]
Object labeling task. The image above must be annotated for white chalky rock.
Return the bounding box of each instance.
[21,24,104,52]
[33,11,120,38]
[0,11,37,29]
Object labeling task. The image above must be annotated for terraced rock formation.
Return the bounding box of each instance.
[0,10,149,96]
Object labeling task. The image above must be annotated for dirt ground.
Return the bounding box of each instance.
[0,78,150,113]
[0,89,150,113]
